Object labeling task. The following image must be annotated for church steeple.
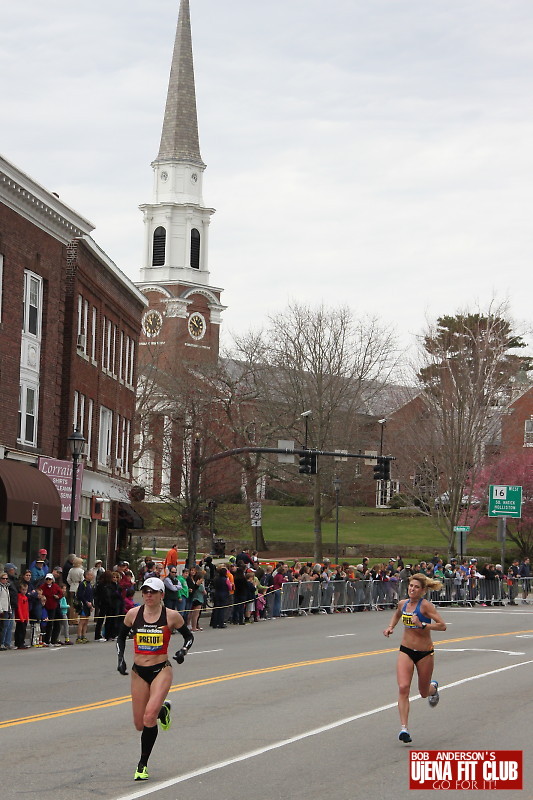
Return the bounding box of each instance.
[137,0,225,362]
[155,0,205,167]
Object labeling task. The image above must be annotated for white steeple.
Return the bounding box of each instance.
[139,0,215,286]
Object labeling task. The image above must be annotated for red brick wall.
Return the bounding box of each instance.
[0,202,66,455]
[501,388,533,455]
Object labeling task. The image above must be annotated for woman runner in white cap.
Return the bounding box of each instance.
[116,576,194,781]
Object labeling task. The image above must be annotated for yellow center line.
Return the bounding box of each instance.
[2,628,532,729]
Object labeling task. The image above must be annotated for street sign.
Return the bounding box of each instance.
[250,501,262,527]
[488,485,522,518]
[277,440,295,464]
[364,450,378,466]
[453,526,470,532]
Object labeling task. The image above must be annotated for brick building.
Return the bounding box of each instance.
[0,155,146,570]
[500,386,533,455]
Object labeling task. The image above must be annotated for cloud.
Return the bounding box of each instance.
[2,0,533,355]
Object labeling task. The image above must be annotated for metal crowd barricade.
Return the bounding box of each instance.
[369,578,395,610]
[274,573,523,616]
[320,579,334,612]
[441,576,507,606]
[330,580,348,612]
[297,580,320,613]
[398,579,410,602]
[345,578,371,611]
[506,576,519,605]
[280,581,299,613]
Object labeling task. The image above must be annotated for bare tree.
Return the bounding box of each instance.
[133,343,235,566]
[389,306,531,556]
[261,302,397,560]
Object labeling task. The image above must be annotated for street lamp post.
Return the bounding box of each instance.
[378,418,386,456]
[300,410,312,449]
[67,429,85,556]
[332,476,341,565]
[378,419,386,508]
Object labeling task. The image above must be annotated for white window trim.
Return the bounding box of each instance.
[112,324,117,377]
[18,381,39,446]
[102,316,106,371]
[91,307,97,364]
[106,319,111,373]
[98,406,113,468]
[0,254,3,323]
[128,338,135,387]
[124,419,130,476]
[119,330,124,383]
[525,419,533,447]
[87,399,93,463]
[124,335,130,386]
[22,271,43,338]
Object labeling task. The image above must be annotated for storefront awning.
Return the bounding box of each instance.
[117,502,144,530]
[0,459,62,528]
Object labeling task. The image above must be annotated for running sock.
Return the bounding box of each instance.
[140,724,158,767]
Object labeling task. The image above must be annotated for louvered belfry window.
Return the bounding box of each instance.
[190,228,200,269]
[152,227,166,266]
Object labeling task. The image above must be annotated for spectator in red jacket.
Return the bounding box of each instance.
[40,574,64,646]
[117,562,135,599]
[272,566,287,618]
[15,580,30,649]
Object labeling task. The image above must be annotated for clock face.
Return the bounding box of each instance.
[190,172,198,183]
[160,171,168,182]
[143,310,163,337]
[188,312,206,340]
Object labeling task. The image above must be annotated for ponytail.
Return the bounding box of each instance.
[410,572,443,593]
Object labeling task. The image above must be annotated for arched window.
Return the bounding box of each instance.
[190,228,200,269]
[152,227,166,266]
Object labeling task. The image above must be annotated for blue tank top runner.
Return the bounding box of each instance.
[401,598,432,628]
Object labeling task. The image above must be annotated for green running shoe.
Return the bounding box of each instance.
[134,766,149,781]
[158,700,172,731]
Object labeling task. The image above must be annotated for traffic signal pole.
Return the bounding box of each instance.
[194,445,394,564]
[203,445,394,465]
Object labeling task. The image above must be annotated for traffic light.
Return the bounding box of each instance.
[373,456,391,481]
[299,452,312,474]
[299,450,318,475]
[373,457,386,481]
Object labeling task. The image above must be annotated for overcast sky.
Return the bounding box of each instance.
[2,0,533,357]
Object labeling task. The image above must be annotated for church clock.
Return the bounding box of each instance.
[142,310,163,337]
[188,312,206,340]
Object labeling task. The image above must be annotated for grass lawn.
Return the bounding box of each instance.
[141,502,509,562]
[261,505,436,548]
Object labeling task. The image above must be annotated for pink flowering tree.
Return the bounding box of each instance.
[464,450,533,559]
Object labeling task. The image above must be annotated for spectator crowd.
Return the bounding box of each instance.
[0,546,531,651]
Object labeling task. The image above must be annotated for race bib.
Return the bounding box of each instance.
[136,628,164,651]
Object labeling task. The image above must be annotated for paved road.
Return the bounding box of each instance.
[2,606,532,799]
